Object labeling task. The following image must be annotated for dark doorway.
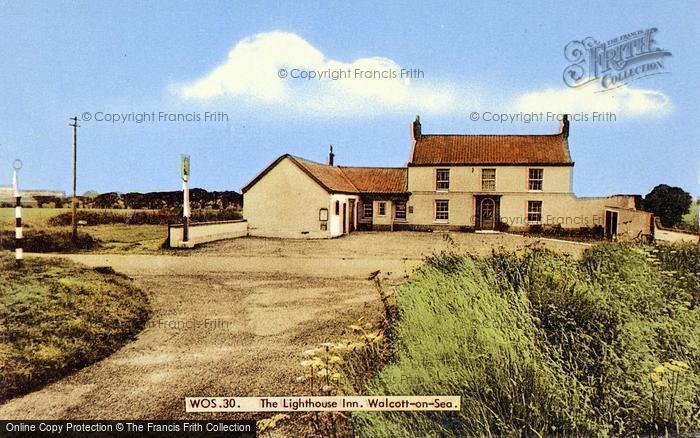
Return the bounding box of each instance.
[605,210,618,240]
[475,195,500,230]
[342,203,347,234]
[349,199,356,232]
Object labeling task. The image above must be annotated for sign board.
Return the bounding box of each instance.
[319,208,328,221]
[181,155,190,182]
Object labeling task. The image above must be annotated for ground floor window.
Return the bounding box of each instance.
[527,200,542,224]
[435,200,449,221]
[363,202,373,219]
[394,201,407,220]
[378,202,387,216]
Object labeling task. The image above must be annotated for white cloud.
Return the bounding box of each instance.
[177,31,671,119]
[177,31,470,117]
[512,85,671,116]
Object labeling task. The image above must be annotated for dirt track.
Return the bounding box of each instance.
[0,232,589,419]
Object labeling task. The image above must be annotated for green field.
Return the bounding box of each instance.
[354,243,700,436]
[0,208,168,253]
[0,255,150,400]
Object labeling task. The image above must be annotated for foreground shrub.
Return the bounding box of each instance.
[354,243,700,436]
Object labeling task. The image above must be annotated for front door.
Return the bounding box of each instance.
[479,198,496,230]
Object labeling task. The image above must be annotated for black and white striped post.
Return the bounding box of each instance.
[12,159,23,266]
[181,155,191,244]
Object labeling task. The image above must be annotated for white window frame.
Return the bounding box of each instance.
[528,168,544,191]
[527,200,542,224]
[436,169,450,191]
[435,199,449,222]
[481,168,496,191]
[378,202,387,216]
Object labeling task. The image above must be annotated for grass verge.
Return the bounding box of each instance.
[352,243,700,436]
[0,255,150,401]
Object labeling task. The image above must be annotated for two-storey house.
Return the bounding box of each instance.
[242,116,652,240]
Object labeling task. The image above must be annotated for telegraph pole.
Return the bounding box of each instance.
[70,117,79,242]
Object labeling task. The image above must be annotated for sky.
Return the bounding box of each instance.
[0,0,698,197]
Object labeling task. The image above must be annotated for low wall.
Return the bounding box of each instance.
[654,218,699,244]
[168,219,248,248]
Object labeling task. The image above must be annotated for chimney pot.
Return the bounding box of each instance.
[328,144,335,166]
[560,114,570,138]
[412,115,422,140]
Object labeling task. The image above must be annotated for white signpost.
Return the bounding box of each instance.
[181,155,191,243]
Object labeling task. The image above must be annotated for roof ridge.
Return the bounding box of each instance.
[338,166,407,170]
[420,133,564,138]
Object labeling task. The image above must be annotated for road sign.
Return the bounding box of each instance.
[181,155,190,182]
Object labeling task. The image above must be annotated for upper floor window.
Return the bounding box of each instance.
[527,201,542,224]
[394,202,407,221]
[378,202,387,216]
[481,168,496,191]
[528,168,543,191]
[436,169,450,190]
[435,200,449,221]
[362,202,373,218]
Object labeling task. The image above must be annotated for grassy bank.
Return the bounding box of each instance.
[354,243,700,436]
[0,256,150,401]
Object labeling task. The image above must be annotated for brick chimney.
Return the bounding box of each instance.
[328,144,335,166]
[412,115,422,140]
[560,114,569,138]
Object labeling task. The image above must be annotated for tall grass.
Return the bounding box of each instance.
[353,243,700,437]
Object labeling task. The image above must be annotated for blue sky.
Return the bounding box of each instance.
[0,0,698,197]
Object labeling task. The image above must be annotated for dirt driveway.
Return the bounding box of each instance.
[0,232,589,419]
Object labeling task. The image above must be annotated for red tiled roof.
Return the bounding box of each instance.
[241,154,408,194]
[409,134,573,165]
[338,167,407,193]
[291,156,358,193]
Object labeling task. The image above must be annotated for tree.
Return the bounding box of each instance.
[643,184,692,228]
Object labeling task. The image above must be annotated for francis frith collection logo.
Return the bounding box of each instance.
[563,27,672,90]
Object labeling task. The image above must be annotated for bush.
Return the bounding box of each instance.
[0,230,99,252]
[47,209,242,227]
[354,244,700,436]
